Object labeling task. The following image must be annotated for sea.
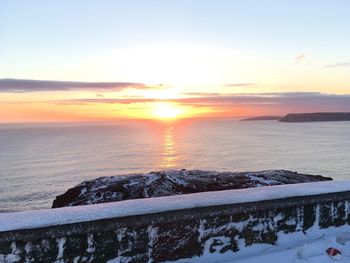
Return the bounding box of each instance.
[1,119,350,212]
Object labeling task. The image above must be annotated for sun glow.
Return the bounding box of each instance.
[152,102,184,120]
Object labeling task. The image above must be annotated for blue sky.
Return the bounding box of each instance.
[1,1,349,85]
[2,1,350,49]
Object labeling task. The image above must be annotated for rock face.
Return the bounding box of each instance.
[52,170,332,208]
[280,112,350,122]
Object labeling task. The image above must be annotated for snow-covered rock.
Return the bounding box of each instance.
[52,169,332,208]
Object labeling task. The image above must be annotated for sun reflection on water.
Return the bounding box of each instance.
[160,125,178,168]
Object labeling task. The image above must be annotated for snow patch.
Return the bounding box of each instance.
[168,225,350,263]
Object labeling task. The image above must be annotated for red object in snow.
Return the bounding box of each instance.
[326,247,342,259]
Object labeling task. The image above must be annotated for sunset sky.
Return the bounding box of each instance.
[1,0,350,122]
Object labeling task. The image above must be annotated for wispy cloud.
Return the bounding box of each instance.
[176,92,350,106]
[295,54,306,64]
[44,92,350,118]
[324,62,350,68]
[53,98,157,105]
[51,92,350,111]
[0,79,150,93]
[174,93,350,115]
[181,92,221,96]
[222,83,255,87]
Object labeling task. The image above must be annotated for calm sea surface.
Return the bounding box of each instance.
[1,120,350,212]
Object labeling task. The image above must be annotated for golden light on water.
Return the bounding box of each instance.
[160,126,178,168]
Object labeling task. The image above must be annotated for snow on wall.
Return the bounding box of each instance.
[1,181,350,262]
[1,180,350,232]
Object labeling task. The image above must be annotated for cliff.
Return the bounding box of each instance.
[279,112,350,122]
[52,169,332,208]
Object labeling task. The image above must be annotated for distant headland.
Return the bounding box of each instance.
[240,112,350,122]
[279,112,350,122]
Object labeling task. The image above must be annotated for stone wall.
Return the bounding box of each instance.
[1,186,350,262]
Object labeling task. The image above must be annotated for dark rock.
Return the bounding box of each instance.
[52,170,332,208]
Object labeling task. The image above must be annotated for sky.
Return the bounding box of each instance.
[1,0,350,122]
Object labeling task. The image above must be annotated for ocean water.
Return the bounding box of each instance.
[0,120,350,212]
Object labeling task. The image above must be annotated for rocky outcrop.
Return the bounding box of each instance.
[279,112,350,122]
[52,170,332,208]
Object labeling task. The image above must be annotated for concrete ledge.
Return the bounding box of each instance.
[1,191,350,243]
[1,181,350,232]
[1,181,350,262]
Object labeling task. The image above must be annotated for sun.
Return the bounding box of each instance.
[152,102,183,120]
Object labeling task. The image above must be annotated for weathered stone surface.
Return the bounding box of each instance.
[52,169,332,208]
[92,232,119,261]
[23,238,58,262]
[319,202,333,228]
[62,235,91,262]
[150,220,202,262]
[302,205,316,231]
[333,201,346,227]
[275,207,298,234]
[117,226,149,258]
